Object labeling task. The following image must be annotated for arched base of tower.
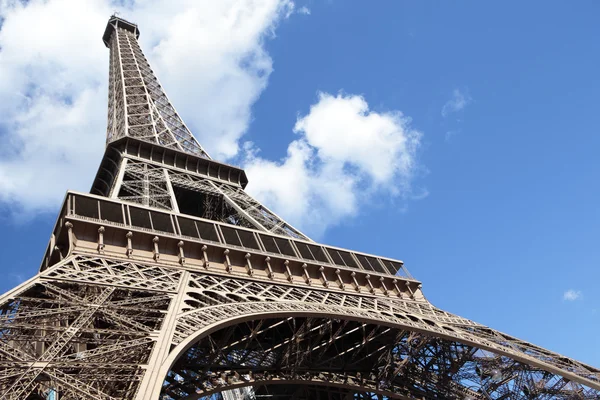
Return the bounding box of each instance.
[159,315,600,400]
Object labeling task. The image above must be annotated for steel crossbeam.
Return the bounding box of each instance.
[5,287,115,399]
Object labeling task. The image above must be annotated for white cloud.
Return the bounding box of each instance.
[297,6,311,15]
[244,92,422,236]
[0,1,424,235]
[563,289,582,301]
[441,88,471,117]
[0,0,295,214]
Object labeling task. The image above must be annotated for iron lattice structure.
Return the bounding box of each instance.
[0,16,598,400]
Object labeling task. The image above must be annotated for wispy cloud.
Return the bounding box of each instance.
[442,89,471,117]
[283,3,310,18]
[411,188,429,201]
[563,289,583,301]
[445,129,460,142]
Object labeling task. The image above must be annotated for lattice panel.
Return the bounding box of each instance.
[166,312,600,400]
[118,160,173,210]
[168,170,309,239]
[170,298,600,396]
[45,255,182,293]
[183,274,475,327]
[236,385,391,400]
[105,23,210,158]
[214,182,309,240]
[0,255,178,399]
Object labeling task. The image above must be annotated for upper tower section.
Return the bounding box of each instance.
[103,16,210,158]
[102,15,139,47]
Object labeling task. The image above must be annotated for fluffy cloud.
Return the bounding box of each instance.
[244,92,422,236]
[563,289,582,301]
[0,2,424,234]
[441,88,471,117]
[0,0,293,214]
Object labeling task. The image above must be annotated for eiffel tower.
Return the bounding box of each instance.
[0,15,598,400]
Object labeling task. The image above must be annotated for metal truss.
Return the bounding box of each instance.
[0,255,175,399]
[167,170,261,230]
[168,172,309,239]
[111,157,310,240]
[173,272,477,344]
[212,182,309,240]
[1,15,599,400]
[229,385,390,400]
[103,17,311,240]
[168,291,600,396]
[163,316,600,400]
[106,18,210,158]
[192,385,385,400]
[0,253,599,399]
[117,159,174,210]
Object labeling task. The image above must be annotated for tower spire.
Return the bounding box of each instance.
[103,16,210,158]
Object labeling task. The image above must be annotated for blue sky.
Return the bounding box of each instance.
[0,0,599,369]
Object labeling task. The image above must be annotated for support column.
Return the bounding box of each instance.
[164,168,180,213]
[110,157,128,199]
[135,270,190,400]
